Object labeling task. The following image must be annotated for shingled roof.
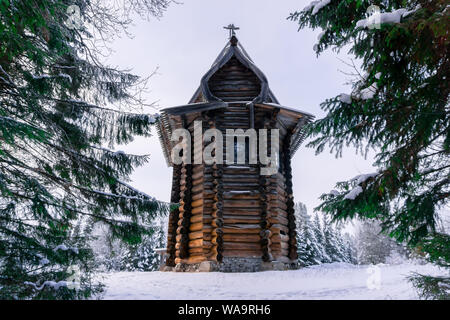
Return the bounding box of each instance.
[157,36,314,167]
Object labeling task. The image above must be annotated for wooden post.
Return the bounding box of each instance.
[259,110,279,262]
[283,131,298,261]
[166,165,181,267]
[176,163,193,262]
[211,163,224,262]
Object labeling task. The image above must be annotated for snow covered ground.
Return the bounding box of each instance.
[100,262,445,300]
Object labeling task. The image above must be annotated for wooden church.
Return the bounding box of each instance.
[157,26,313,272]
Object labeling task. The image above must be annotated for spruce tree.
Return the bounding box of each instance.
[289,1,449,298]
[312,213,330,263]
[295,203,322,266]
[0,0,171,299]
[121,216,167,271]
[343,233,358,264]
[322,218,342,262]
[332,224,348,262]
[356,219,399,264]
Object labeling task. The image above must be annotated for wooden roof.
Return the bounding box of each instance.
[157,36,314,167]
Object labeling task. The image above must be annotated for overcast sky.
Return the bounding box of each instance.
[106,0,376,213]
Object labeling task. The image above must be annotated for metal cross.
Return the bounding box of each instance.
[223,24,240,38]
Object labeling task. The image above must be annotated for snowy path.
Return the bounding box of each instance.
[100,263,444,300]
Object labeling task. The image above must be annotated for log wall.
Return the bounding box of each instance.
[165,55,298,268]
[208,56,261,102]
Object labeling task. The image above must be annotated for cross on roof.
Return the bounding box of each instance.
[223,24,240,38]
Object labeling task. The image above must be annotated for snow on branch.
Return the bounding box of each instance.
[344,186,363,200]
[32,73,73,82]
[339,93,352,104]
[24,280,71,291]
[32,74,51,80]
[312,0,331,15]
[329,189,340,196]
[340,70,382,104]
[341,82,378,103]
[343,173,378,200]
[116,179,157,202]
[0,65,14,85]
[352,173,378,185]
[304,0,331,15]
[358,82,378,100]
[66,98,159,124]
[58,73,73,83]
[356,6,421,29]
[54,244,79,254]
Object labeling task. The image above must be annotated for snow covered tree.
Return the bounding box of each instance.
[295,203,322,266]
[0,0,172,299]
[333,224,350,262]
[312,213,330,263]
[322,219,344,262]
[289,1,449,298]
[356,220,398,264]
[295,204,356,265]
[343,233,358,265]
[120,216,167,271]
[90,222,129,272]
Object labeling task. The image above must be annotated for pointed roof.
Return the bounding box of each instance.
[157,35,314,167]
[188,36,279,104]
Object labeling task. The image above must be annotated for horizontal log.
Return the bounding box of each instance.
[192,192,204,201]
[191,198,203,208]
[192,206,203,215]
[189,222,203,232]
[271,233,290,244]
[223,215,260,224]
[188,247,204,255]
[222,234,261,242]
[270,215,289,226]
[191,184,203,194]
[272,200,288,211]
[222,250,262,258]
[189,238,206,248]
[224,165,258,171]
[212,218,224,228]
[270,255,292,263]
[270,224,290,235]
[271,242,289,251]
[189,231,203,240]
[223,190,259,197]
[223,199,260,208]
[192,170,203,181]
[190,214,204,224]
[201,215,213,224]
[192,177,204,187]
[180,256,207,264]
[192,165,204,174]
[223,224,261,234]
[223,208,261,216]
[224,242,262,250]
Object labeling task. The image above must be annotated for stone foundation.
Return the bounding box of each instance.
[161,257,298,273]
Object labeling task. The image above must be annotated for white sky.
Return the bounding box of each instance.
[106,0,376,213]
